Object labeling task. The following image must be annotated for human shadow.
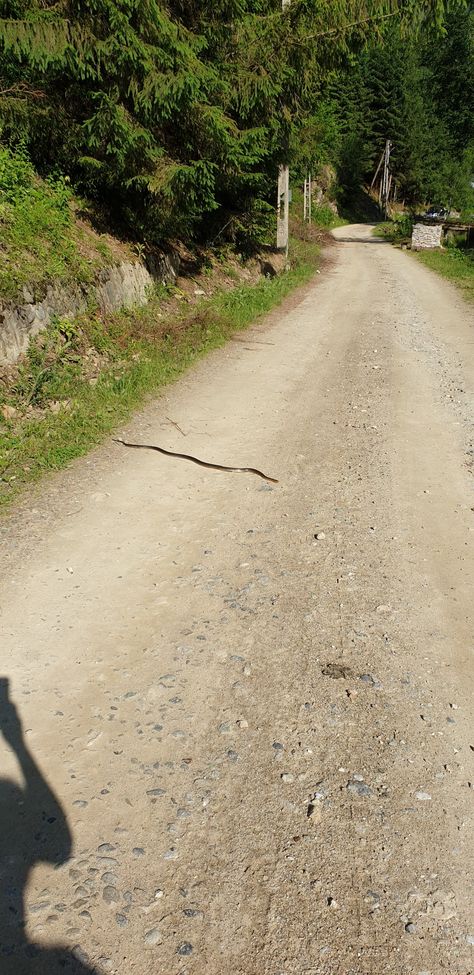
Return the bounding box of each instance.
[0,678,100,973]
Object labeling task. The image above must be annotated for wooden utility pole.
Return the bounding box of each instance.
[304,173,312,225]
[381,139,392,218]
[371,140,393,216]
[277,0,291,253]
[277,165,290,251]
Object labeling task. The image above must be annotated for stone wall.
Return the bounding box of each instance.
[411,223,443,251]
[0,252,179,365]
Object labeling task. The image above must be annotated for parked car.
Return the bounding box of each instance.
[424,206,450,219]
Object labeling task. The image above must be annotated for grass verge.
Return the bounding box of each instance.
[413,246,474,302]
[374,215,474,301]
[0,235,320,509]
[0,145,119,300]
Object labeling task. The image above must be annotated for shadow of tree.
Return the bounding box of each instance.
[0,678,101,973]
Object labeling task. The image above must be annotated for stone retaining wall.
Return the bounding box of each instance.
[0,252,179,365]
[411,223,443,251]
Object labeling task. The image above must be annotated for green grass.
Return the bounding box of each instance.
[373,214,414,242]
[414,245,474,301]
[0,235,320,508]
[0,145,111,299]
[290,186,346,230]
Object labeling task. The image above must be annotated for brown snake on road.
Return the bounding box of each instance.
[113,439,279,484]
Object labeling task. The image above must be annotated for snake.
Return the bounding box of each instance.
[113,439,279,484]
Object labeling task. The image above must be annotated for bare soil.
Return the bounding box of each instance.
[0,225,472,975]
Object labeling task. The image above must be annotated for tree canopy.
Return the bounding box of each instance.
[0,0,471,245]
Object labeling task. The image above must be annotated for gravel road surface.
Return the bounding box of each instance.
[1,224,473,974]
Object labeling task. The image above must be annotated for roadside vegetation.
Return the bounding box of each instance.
[374,216,474,301]
[415,245,474,302]
[0,146,117,300]
[0,234,320,507]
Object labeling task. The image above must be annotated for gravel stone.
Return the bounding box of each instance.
[177,943,193,956]
[347,781,373,797]
[103,886,120,905]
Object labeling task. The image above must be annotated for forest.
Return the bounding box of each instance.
[0,0,473,250]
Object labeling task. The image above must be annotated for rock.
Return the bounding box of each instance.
[307,801,322,824]
[98,843,116,853]
[237,718,248,729]
[163,849,178,860]
[405,922,417,934]
[227,750,239,763]
[322,662,354,679]
[415,791,432,801]
[218,722,232,734]
[243,663,252,676]
[359,673,380,687]
[272,742,284,751]
[72,946,90,965]
[115,914,129,927]
[97,958,113,972]
[314,532,326,540]
[1,404,17,421]
[132,847,145,857]
[144,928,162,946]
[365,891,381,910]
[102,872,119,884]
[103,886,121,905]
[146,788,166,797]
[177,943,193,956]
[281,773,294,784]
[347,780,373,797]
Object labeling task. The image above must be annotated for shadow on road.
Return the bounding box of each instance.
[335,234,390,244]
[0,678,99,973]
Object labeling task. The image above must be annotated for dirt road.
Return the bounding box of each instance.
[1,225,473,975]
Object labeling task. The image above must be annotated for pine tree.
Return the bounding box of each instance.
[0,0,468,244]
